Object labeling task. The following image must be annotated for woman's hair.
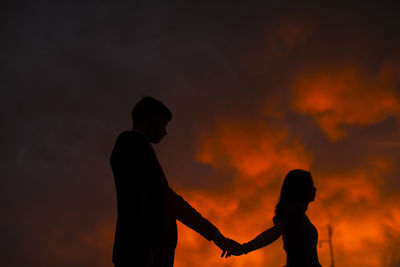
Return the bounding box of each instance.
[273,169,313,224]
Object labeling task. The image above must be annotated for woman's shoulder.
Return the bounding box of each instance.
[286,203,305,216]
[277,203,305,225]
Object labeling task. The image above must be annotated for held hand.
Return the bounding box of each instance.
[225,242,245,258]
[213,232,241,257]
[223,238,242,258]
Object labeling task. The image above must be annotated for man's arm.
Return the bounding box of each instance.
[167,188,239,254]
[167,187,218,239]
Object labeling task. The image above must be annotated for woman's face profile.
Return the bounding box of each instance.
[306,181,317,202]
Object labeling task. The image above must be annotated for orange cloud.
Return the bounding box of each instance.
[292,64,400,141]
[173,186,285,267]
[196,119,311,183]
[169,117,314,266]
[308,160,400,267]
[171,113,400,267]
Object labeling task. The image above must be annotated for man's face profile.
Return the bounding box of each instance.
[147,113,169,144]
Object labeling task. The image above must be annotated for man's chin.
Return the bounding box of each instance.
[150,138,162,144]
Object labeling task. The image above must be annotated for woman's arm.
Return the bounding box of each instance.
[242,223,283,254]
[226,223,283,257]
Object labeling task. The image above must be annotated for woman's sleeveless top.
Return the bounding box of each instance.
[281,208,322,267]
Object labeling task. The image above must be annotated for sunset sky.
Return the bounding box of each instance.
[2,1,400,266]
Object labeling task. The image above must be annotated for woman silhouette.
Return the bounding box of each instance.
[227,169,322,267]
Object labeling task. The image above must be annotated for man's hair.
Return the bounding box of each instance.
[131,97,172,124]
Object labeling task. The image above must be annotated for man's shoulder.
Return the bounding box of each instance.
[117,130,146,143]
[114,131,153,154]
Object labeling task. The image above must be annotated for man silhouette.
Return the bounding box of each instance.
[110,97,236,267]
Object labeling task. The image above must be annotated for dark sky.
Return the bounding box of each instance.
[2,1,400,266]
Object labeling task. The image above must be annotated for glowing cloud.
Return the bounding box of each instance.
[292,64,400,141]
[196,119,311,182]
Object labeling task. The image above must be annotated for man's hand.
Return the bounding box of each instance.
[212,232,241,257]
[223,238,243,258]
[225,242,244,258]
